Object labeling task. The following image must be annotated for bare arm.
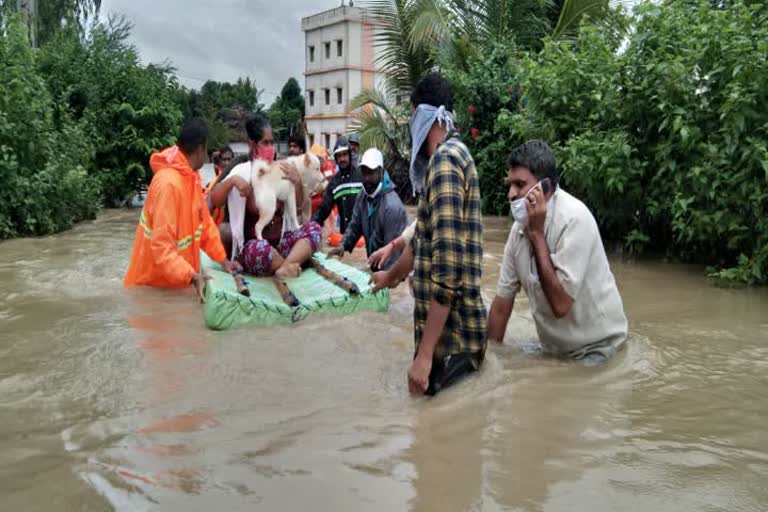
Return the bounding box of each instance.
[408,299,450,394]
[525,187,574,319]
[369,244,414,293]
[488,296,514,343]
[529,232,574,318]
[209,176,250,209]
[387,244,414,284]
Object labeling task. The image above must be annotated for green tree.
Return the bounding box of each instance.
[1,0,102,46]
[352,0,630,204]
[364,0,630,88]
[0,15,99,238]
[38,16,182,206]
[177,77,263,148]
[268,77,305,139]
[499,0,768,283]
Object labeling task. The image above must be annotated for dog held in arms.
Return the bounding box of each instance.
[223,152,324,259]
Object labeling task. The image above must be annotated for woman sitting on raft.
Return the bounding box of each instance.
[206,114,321,278]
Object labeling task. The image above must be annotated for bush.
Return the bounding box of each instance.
[445,44,528,215]
[556,130,645,246]
[37,18,182,207]
[622,0,768,282]
[0,16,100,239]
[456,0,768,284]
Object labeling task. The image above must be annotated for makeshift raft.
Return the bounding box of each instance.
[201,252,390,330]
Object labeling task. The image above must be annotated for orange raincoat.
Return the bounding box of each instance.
[124,146,226,288]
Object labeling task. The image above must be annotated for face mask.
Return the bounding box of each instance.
[509,196,529,225]
[409,104,455,195]
[255,145,275,162]
[509,181,547,226]
[411,153,429,191]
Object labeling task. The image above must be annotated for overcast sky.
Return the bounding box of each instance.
[99,0,641,106]
[100,0,336,105]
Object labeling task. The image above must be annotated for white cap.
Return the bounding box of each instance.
[359,148,384,170]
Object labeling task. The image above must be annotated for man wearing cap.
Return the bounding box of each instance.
[312,135,363,234]
[348,132,361,169]
[328,148,409,270]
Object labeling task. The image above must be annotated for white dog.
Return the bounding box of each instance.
[224,153,323,258]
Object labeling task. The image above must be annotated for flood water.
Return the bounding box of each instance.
[1,209,767,511]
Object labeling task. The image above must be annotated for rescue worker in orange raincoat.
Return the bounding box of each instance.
[124,118,242,300]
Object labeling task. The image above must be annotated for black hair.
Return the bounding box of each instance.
[220,145,234,157]
[288,133,306,153]
[410,72,454,112]
[507,140,559,186]
[177,118,208,154]
[245,113,271,143]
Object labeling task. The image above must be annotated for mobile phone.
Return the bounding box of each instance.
[540,178,551,195]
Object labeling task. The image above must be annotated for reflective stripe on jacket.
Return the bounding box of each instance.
[124,146,226,288]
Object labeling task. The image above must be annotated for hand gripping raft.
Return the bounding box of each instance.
[201,252,389,330]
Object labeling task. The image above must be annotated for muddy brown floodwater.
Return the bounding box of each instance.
[1,209,767,511]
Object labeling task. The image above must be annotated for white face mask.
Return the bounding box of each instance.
[509,181,546,226]
[509,196,529,225]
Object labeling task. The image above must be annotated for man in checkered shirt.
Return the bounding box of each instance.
[371,73,487,396]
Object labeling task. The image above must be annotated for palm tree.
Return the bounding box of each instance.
[351,0,630,199]
[362,0,628,88]
[363,0,434,94]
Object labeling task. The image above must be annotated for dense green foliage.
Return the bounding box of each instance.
[38,18,182,207]
[268,78,305,139]
[0,13,182,238]
[177,77,263,149]
[0,16,100,238]
[0,5,269,239]
[360,0,768,283]
[454,0,768,283]
[0,0,101,46]
[353,0,624,204]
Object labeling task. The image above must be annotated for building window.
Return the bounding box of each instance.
[324,42,331,59]
[308,90,314,107]
[337,87,343,105]
[337,40,343,57]
[324,133,331,149]
[309,46,315,63]
[324,88,330,105]
[309,133,315,146]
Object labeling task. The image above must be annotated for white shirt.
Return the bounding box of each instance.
[497,188,628,357]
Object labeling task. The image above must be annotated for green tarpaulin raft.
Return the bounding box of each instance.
[201,252,390,330]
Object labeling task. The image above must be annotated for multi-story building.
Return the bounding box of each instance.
[301,3,383,152]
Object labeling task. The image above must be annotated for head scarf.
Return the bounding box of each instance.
[409,104,455,195]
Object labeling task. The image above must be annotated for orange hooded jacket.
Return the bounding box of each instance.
[124,146,226,288]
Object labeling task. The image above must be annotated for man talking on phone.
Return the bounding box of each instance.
[487,140,628,364]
